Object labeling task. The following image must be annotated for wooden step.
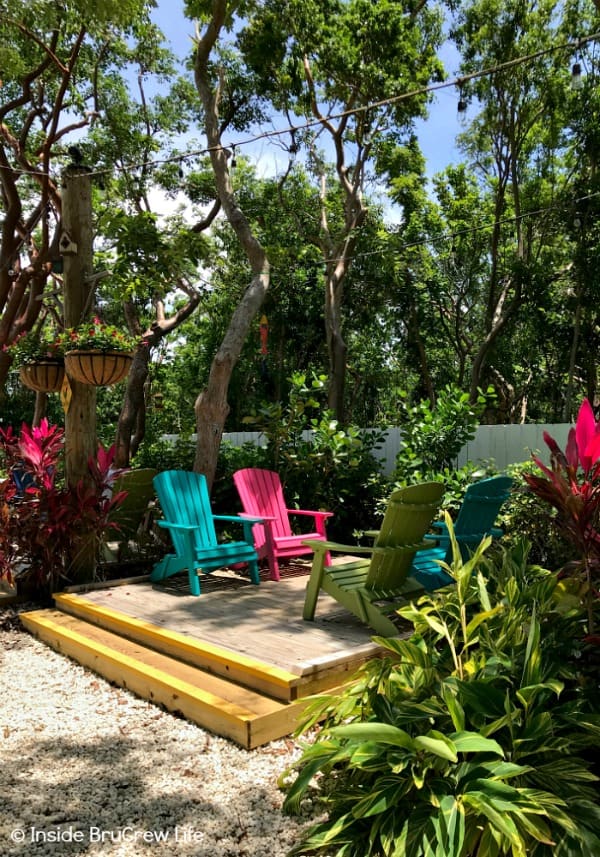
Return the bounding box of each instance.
[54,592,301,702]
[20,608,310,750]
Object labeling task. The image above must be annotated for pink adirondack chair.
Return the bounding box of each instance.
[233,468,332,581]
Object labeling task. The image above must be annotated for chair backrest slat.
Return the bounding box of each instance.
[154,471,217,554]
[233,468,293,550]
[367,481,445,592]
[454,475,513,537]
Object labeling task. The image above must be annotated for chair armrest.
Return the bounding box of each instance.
[302,538,376,556]
[213,514,265,524]
[238,513,276,522]
[157,521,198,532]
[288,509,333,520]
[363,531,439,546]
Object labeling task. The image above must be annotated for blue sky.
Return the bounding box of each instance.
[150,1,463,178]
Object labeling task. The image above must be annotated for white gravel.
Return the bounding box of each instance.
[0,606,315,857]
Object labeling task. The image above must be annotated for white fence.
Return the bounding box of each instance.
[210,423,571,476]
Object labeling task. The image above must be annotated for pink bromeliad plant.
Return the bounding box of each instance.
[524,398,600,633]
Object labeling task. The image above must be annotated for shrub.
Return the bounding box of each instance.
[392,384,494,483]
[242,372,387,537]
[502,461,574,570]
[132,434,196,473]
[282,521,600,857]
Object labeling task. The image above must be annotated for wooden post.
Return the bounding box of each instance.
[61,164,97,582]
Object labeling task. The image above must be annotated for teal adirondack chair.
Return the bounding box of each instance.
[411,475,513,591]
[150,470,263,596]
[302,481,445,637]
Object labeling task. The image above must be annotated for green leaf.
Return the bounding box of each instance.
[432,795,466,857]
[442,686,465,732]
[521,608,542,688]
[462,790,524,848]
[352,782,405,818]
[516,679,563,709]
[329,722,415,749]
[376,637,434,668]
[450,731,504,756]
[414,731,458,762]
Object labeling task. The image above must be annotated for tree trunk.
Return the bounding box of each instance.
[32,392,47,427]
[325,267,347,419]
[114,344,151,468]
[193,268,270,488]
[192,1,271,491]
[62,165,97,584]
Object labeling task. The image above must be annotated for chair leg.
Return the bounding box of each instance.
[303,552,326,621]
[268,554,280,581]
[181,534,201,596]
[248,558,260,585]
[187,563,201,596]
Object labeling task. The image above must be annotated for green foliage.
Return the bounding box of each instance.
[132,434,196,473]
[393,385,494,482]
[282,522,600,857]
[242,372,387,536]
[502,461,574,571]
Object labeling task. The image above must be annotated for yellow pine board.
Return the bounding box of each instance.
[54,592,300,700]
[20,610,307,748]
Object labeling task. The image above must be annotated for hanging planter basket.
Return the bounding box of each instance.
[65,350,133,386]
[19,360,65,393]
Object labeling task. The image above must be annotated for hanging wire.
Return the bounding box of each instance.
[0,31,598,183]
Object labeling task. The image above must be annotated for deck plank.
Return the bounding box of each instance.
[74,565,385,676]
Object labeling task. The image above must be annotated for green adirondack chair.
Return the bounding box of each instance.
[302,481,445,637]
[411,474,513,591]
[102,467,158,562]
[150,470,263,596]
[108,467,157,539]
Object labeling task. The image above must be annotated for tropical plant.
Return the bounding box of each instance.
[0,419,127,598]
[61,316,140,353]
[523,397,600,633]
[281,520,600,857]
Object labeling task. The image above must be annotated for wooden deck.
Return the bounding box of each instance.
[20,562,391,749]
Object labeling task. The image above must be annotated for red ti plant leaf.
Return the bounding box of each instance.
[576,398,599,474]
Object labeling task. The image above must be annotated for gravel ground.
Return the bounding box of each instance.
[0,605,316,857]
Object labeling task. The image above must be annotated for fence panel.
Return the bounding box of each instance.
[165,424,572,475]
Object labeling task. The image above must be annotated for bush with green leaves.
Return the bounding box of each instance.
[132,434,196,473]
[242,372,387,537]
[281,521,600,857]
[501,460,574,571]
[393,384,494,483]
[212,440,269,514]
